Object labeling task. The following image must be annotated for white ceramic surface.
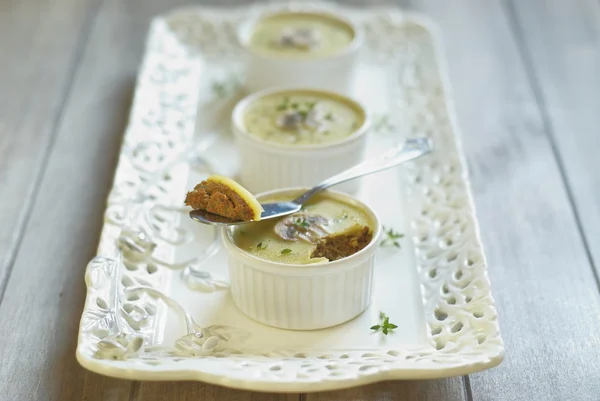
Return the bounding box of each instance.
[232,86,370,194]
[223,188,382,330]
[238,10,363,95]
[75,2,504,393]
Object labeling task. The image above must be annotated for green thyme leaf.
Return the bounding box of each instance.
[210,73,242,99]
[371,311,398,335]
[281,248,292,254]
[257,242,268,249]
[373,114,395,134]
[294,218,310,228]
[381,226,404,249]
[276,97,291,111]
[211,81,227,97]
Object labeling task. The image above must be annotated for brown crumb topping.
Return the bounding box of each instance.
[311,225,372,261]
[185,180,255,221]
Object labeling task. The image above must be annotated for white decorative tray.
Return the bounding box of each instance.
[75,1,504,392]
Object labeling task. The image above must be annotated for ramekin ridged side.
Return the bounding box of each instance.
[226,246,376,330]
[233,130,367,194]
[222,188,381,330]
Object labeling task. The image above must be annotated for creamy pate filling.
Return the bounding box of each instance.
[231,194,373,264]
[248,13,354,58]
[243,92,363,145]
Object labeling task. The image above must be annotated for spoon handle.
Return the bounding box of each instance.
[293,137,432,205]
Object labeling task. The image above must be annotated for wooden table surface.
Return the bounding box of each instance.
[1,0,599,400]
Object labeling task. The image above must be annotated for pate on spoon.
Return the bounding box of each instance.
[188,137,432,226]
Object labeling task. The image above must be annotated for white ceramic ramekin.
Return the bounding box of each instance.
[231,87,371,194]
[237,10,363,95]
[222,188,382,330]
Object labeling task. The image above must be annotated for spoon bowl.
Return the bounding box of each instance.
[189,137,432,226]
[190,201,302,226]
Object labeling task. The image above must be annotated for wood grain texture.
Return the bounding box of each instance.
[0,0,144,398]
[131,382,299,401]
[80,374,132,401]
[307,379,466,401]
[0,9,132,401]
[507,0,600,280]
[0,0,99,297]
[408,0,600,400]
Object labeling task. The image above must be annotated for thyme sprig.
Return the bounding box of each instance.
[276,97,291,111]
[276,99,318,115]
[373,113,395,134]
[370,311,398,335]
[381,226,404,249]
[210,74,242,99]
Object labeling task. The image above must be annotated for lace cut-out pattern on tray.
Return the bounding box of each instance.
[76,1,503,388]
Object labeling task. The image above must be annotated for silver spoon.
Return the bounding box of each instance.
[189,137,432,226]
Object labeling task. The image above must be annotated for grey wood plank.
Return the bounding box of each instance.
[80,373,132,401]
[407,0,600,400]
[0,0,141,398]
[131,383,299,401]
[307,380,466,401]
[507,0,600,285]
[0,0,99,298]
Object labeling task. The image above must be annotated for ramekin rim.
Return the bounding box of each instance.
[221,187,382,272]
[237,9,364,61]
[231,86,371,151]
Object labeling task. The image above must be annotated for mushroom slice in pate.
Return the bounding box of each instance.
[274,212,329,242]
